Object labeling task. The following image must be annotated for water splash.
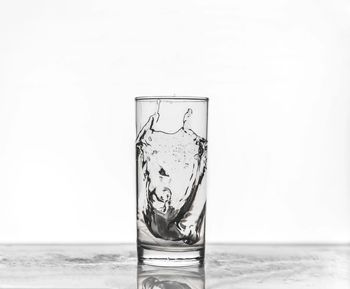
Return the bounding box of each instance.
[136,104,207,245]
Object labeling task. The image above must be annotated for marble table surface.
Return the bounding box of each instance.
[0,244,349,288]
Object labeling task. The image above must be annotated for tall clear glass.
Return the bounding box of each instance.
[135,96,208,265]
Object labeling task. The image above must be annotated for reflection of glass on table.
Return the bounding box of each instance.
[138,264,205,289]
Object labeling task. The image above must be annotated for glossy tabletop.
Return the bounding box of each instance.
[0,244,349,288]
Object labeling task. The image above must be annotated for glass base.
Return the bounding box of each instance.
[138,244,204,267]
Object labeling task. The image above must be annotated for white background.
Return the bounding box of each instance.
[0,0,349,243]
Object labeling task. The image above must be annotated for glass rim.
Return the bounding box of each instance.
[135,96,209,102]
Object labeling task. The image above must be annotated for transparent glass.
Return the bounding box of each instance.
[135,96,208,265]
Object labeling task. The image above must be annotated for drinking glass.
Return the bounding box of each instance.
[136,96,208,265]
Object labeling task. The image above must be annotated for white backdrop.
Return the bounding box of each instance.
[0,0,349,243]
